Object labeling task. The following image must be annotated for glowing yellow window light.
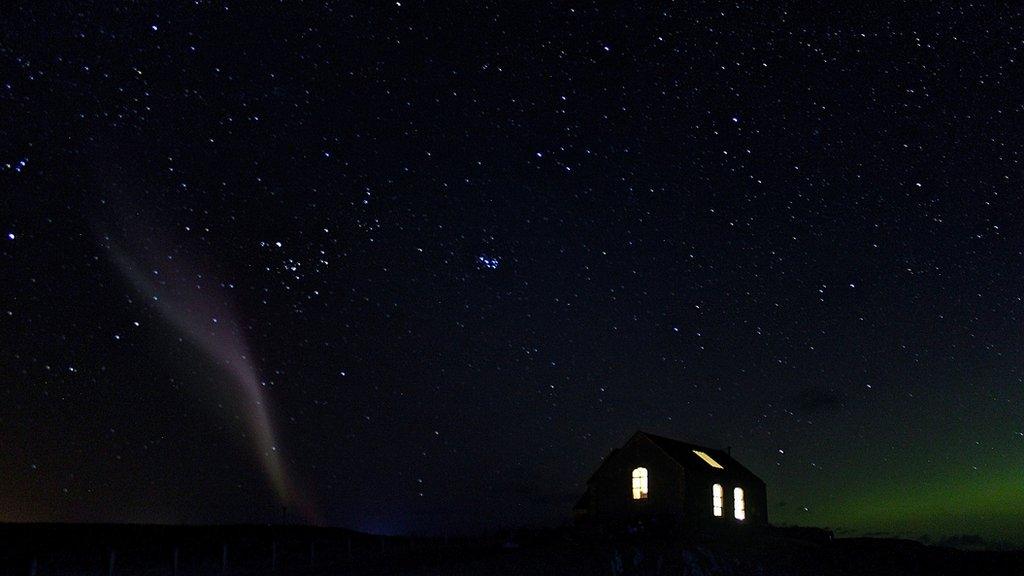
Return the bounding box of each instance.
[734,487,746,520]
[693,450,725,469]
[631,467,649,500]
[712,483,723,517]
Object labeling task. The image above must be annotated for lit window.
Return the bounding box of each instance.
[712,483,723,516]
[734,487,745,520]
[631,467,649,500]
[693,450,725,469]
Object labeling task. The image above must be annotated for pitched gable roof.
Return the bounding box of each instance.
[638,431,765,484]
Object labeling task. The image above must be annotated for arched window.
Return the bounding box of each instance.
[631,467,648,500]
[712,483,723,516]
[734,487,746,520]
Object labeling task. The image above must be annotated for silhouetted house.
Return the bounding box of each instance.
[574,431,767,532]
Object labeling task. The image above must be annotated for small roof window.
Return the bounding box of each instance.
[693,450,725,469]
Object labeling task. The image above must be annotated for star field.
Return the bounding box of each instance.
[1,3,1023,545]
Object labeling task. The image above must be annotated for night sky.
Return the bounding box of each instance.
[2,3,1023,546]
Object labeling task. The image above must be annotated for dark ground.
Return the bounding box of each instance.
[0,523,1020,575]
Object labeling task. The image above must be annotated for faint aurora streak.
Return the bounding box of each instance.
[104,235,317,523]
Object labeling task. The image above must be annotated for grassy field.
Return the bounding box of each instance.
[1,523,1020,575]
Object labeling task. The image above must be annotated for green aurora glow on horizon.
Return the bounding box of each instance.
[766,425,1024,547]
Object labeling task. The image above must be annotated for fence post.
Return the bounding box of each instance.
[172,546,179,576]
[347,536,352,563]
[108,549,116,576]
[271,540,277,571]
[221,543,228,574]
[29,557,37,576]
[309,540,315,566]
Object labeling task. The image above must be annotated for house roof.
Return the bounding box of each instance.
[585,431,766,485]
[636,431,765,484]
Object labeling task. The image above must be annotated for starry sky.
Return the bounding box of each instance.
[2,2,1023,546]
